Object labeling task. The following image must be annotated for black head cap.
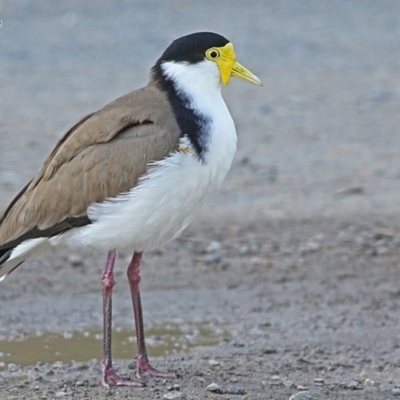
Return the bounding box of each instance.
[158,32,230,64]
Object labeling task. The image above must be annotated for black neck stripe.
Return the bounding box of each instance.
[152,62,209,161]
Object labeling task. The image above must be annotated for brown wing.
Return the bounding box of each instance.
[0,82,181,252]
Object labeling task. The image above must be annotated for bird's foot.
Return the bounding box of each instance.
[102,365,144,387]
[135,354,179,380]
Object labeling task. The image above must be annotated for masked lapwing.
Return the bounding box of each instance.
[0,32,261,386]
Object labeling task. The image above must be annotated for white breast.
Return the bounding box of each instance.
[57,60,237,252]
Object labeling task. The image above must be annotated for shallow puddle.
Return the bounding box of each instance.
[0,323,229,368]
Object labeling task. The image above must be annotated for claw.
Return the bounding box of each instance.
[102,365,144,387]
[135,354,178,380]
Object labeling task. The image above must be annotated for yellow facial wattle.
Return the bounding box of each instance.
[206,42,262,86]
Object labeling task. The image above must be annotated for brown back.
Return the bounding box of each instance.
[0,81,181,250]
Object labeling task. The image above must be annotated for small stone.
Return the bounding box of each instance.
[296,385,307,391]
[203,253,221,264]
[7,363,18,372]
[55,392,67,398]
[53,361,64,369]
[335,186,364,196]
[63,331,73,339]
[207,383,222,393]
[162,393,186,400]
[172,384,181,391]
[226,386,246,395]
[364,378,376,386]
[314,377,324,386]
[392,387,400,396]
[313,233,325,242]
[36,361,47,368]
[270,375,281,386]
[346,380,362,390]
[205,241,222,253]
[68,253,83,267]
[263,347,277,354]
[289,391,314,400]
[282,379,294,388]
[250,256,267,266]
[299,240,321,254]
[338,231,355,243]
[208,359,220,367]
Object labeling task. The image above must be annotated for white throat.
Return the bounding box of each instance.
[161,59,223,120]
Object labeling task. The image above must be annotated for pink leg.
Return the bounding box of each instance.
[101,250,143,387]
[127,252,178,380]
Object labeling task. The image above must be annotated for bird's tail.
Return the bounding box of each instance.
[0,250,23,281]
[0,238,49,281]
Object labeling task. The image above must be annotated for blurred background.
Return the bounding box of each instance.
[1,2,400,397]
[1,1,400,223]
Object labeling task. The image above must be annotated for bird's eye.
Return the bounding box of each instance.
[206,48,220,60]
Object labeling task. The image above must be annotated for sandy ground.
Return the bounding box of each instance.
[1,1,400,399]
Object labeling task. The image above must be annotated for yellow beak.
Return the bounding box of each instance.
[216,43,262,86]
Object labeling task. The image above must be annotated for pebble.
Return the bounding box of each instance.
[7,363,18,372]
[299,240,321,254]
[167,384,181,391]
[62,331,73,339]
[250,256,263,266]
[364,378,376,386]
[392,388,400,396]
[67,253,84,267]
[270,375,281,386]
[162,392,186,400]
[208,359,220,367]
[337,230,353,243]
[226,386,246,395]
[203,253,221,264]
[282,379,294,388]
[314,377,324,386]
[205,241,222,253]
[263,347,277,354]
[347,379,362,390]
[207,383,222,393]
[239,245,258,255]
[335,186,364,196]
[289,391,313,400]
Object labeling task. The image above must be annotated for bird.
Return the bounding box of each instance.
[0,32,261,386]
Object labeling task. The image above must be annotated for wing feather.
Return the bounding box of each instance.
[0,83,180,251]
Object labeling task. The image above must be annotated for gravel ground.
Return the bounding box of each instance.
[1,1,400,399]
